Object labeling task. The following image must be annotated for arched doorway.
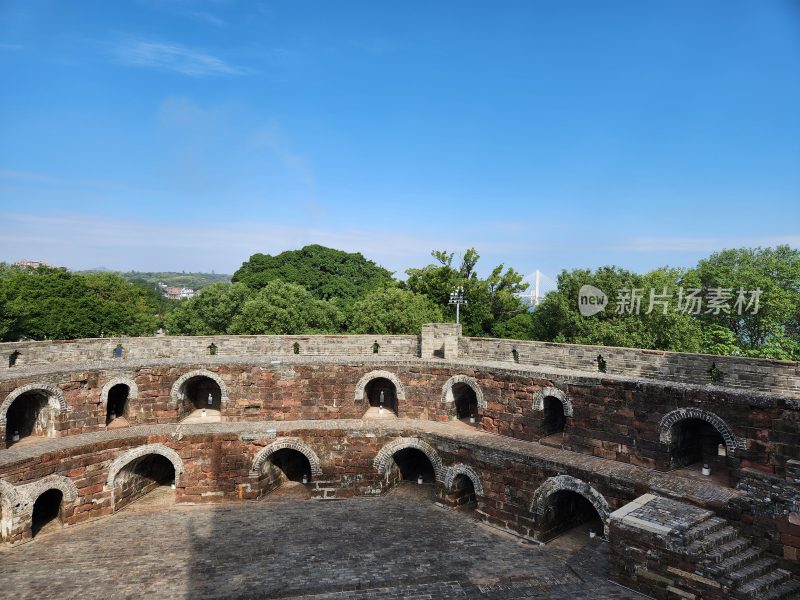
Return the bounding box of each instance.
[113,454,176,511]
[374,438,444,498]
[391,448,436,483]
[365,378,398,415]
[106,384,130,425]
[538,489,603,542]
[667,418,727,478]
[259,448,313,499]
[177,375,222,421]
[266,448,312,483]
[31,489,63,537]
[5,390,56,447]
[185,376,221,411]
[453,383,478,423]
[448,473,477,511]
[542,396,566,436]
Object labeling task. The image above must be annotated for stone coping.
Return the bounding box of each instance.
[2,354,796,406]
[610,494,713,536]
[0,419,742,509]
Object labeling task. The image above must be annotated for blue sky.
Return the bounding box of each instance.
[1,1,798,290]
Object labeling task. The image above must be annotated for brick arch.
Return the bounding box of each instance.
[658,408,744,456]
[105,444,185,492]
[440,375,486,409]
[354,370,405,402]
[443,463,484,496]
[530,475,611,537]
[1,383,68,422]
[373,437,445,482]
[169,369,229,409]
[99,378,138,407]
[19,475,79,505]
[0,480,28,542]
[249,438,323,477]
[531,387,573,417]
[0,479,23,508]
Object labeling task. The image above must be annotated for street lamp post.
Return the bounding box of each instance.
[449,286,467,324]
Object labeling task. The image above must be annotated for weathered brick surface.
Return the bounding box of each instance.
[609,494,800,598]
[460,336,800,397]
[2,357,795,480]
[0,420,741,544]
[1,329,798,594]
[0,334,421,368]
[0,493,643,599]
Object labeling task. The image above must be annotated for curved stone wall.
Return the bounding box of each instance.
[0,331,797,572]
[4,330,797,396]
[0,419,737,546]
[1,357,796,480]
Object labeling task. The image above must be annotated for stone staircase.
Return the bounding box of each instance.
[685,515,800,599]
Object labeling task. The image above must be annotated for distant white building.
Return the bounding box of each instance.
[14,259,58,269]
[161,285,196,300]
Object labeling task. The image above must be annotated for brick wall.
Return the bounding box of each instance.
[1,360,798,479]
[0,334,420,369]
[4,329,798,398]
[460,336,800,397]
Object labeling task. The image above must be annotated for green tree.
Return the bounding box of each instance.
[165,283,252,335]
[229,280,342,334]
[684,246,800,357]
[348,287,444,334]
[0,266,161,341]
[405,249,529,337]
[232,245,394,301]
[530,266,703,351]
[83,273,160,336]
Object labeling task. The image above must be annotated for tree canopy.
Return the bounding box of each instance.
[348,287,443,334]
[529,245,800,360]
[0,266,160,340]
[3,244,798,362]
[232,245,394,301]
[164,282,252,336]
[404,249,529,337]
[230,281,342,335]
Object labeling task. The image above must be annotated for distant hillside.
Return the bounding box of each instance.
[77,270,231,289]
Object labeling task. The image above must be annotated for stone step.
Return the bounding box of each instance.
[704,545,762,577]
[756,577,800,600]
[704,538,753,564]
[685,516,727,543]
[735,568,792,599]
[687,525,738,553]
[727,557,775,585]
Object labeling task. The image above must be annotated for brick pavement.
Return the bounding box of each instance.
[0,487,644,599]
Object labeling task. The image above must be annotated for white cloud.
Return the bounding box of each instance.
[114,39,246,77]
[0,213,462,275]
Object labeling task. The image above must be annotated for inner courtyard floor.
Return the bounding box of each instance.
[0,483,643,599]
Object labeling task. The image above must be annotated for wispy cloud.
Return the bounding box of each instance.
[0,167,132,193]
[625,235,800,252]
[0,213,463,274]
[137,0,227,27]
[114,39,246,76]
[249,123,317,191]
[0,169,62,184]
